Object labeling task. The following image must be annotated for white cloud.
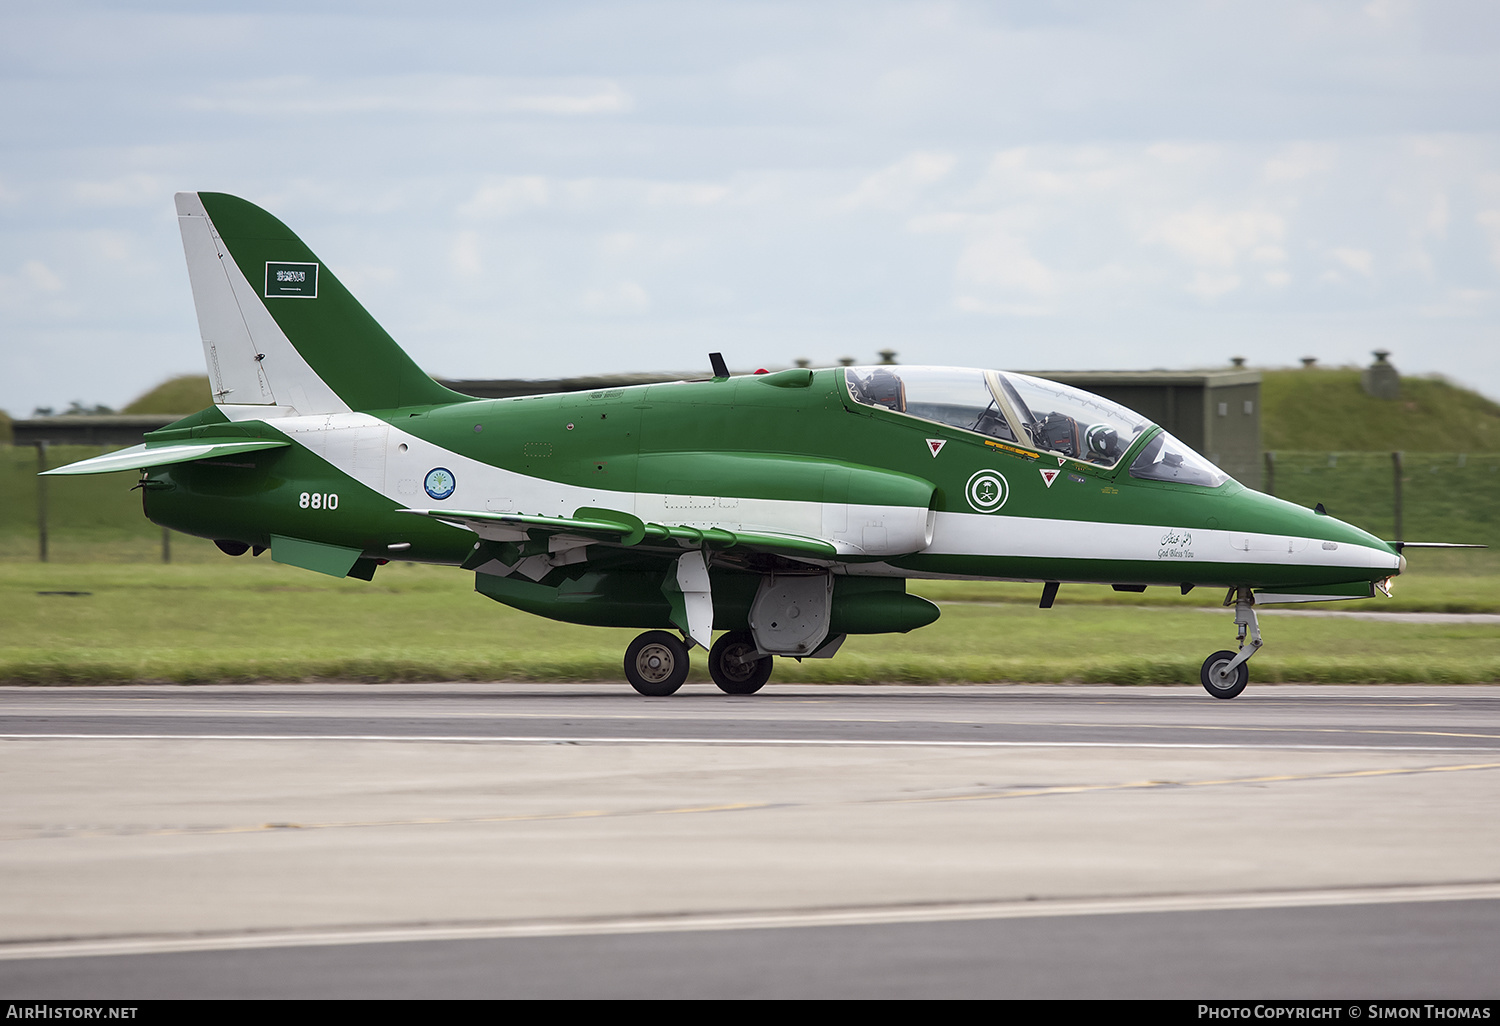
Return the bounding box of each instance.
[1189,271,1243,299]
[20,260,62,292]
[451,231,482,278]
[184,76,632,117]
[954,229,1058,305]
[73,175,168,208]
[1262,144,1337,184]
[583,281,651,316]
[0,260,65,314]
[841,151,957,210]
[1479,210,1500,272]
[1144,206,1287,270]
[1424,194,1450,236]
[1330,247,1375,276]
[646,183,731,207]
[461,177,552,218]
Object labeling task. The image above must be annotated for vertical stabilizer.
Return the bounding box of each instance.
[175,192,465,414]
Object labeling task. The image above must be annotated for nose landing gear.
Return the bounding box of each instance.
[1201,586,1262,700]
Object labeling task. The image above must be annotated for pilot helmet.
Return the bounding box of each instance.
[1084,423,1119,459]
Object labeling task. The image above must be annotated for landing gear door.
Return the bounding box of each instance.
[749,573,833,656]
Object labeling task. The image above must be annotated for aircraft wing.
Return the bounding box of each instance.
[40,439,293,476]
[398,507,838,560]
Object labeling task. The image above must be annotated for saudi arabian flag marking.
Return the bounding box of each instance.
[1039,468,1060,488]
[265,261,319,299]
[926,439,946,458]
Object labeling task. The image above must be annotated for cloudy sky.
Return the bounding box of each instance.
[3,0,1500,416]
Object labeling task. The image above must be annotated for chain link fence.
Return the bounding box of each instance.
[1265,451,1500,548]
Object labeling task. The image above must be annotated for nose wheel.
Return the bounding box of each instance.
[1201,586,1261,700]
[1201,650,1249,699]
[624,631,690,696]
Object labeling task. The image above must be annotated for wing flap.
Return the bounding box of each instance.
[40,439,292,476]
[398,507,838,559]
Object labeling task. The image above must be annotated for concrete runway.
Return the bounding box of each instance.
[1,682,1498,998]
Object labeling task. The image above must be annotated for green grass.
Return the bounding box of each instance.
[0,446,225,563]
[1260,367,1500,452]
[3,561,1498,687]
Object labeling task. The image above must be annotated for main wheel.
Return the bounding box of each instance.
[1200,649,1249,699]
[624,631,690,696]
[708,630,772,695]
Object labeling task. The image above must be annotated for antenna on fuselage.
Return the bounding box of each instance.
[709,352,729,380]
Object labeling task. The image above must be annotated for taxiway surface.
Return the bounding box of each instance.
[2,682,1497,998]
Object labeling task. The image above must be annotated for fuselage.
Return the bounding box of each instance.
[143,364,1402,597]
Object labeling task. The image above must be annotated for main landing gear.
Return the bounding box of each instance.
[708,630,773,695]
[1200,586,1262,700]
[624,631,690,696]
[622,629,775,696]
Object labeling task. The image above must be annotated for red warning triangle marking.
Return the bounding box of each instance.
[926,439,946,458]
[1039,468,1060,488]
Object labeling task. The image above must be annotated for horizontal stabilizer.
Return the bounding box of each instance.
[40,439,291,476]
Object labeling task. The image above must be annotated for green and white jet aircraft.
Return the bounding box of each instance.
[47,192,1417,699]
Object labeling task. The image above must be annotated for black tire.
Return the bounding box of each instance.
[215,539,250,556]
[624,631,690,696]
[1200,649,1249,699]
[709,630,772,695]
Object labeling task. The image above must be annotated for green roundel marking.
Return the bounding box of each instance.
[965,469,1009,512]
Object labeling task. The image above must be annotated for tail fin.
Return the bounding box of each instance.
[175,192,466,414]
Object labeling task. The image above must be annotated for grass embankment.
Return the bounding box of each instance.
[4,561,1499,687]
[1260,367,1500,453]
[120,375,211,415]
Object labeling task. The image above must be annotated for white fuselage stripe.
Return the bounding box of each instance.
[267,412,1397,573]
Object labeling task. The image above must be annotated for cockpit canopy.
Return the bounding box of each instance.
[843,365,1230,486]
[844,366,1153,466]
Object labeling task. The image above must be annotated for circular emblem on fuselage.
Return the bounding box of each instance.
[424,467,456,500]
[965,469,1009,513]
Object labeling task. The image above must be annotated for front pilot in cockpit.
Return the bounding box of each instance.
[846,365,1152,469]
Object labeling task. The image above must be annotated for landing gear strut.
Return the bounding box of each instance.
[624,631,690,696]
[1200,586,1261,700]
[708,630,773,695]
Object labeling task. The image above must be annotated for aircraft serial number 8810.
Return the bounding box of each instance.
[47,193,1463,699]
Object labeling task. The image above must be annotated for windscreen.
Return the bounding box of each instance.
[1128,430,1230,488]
